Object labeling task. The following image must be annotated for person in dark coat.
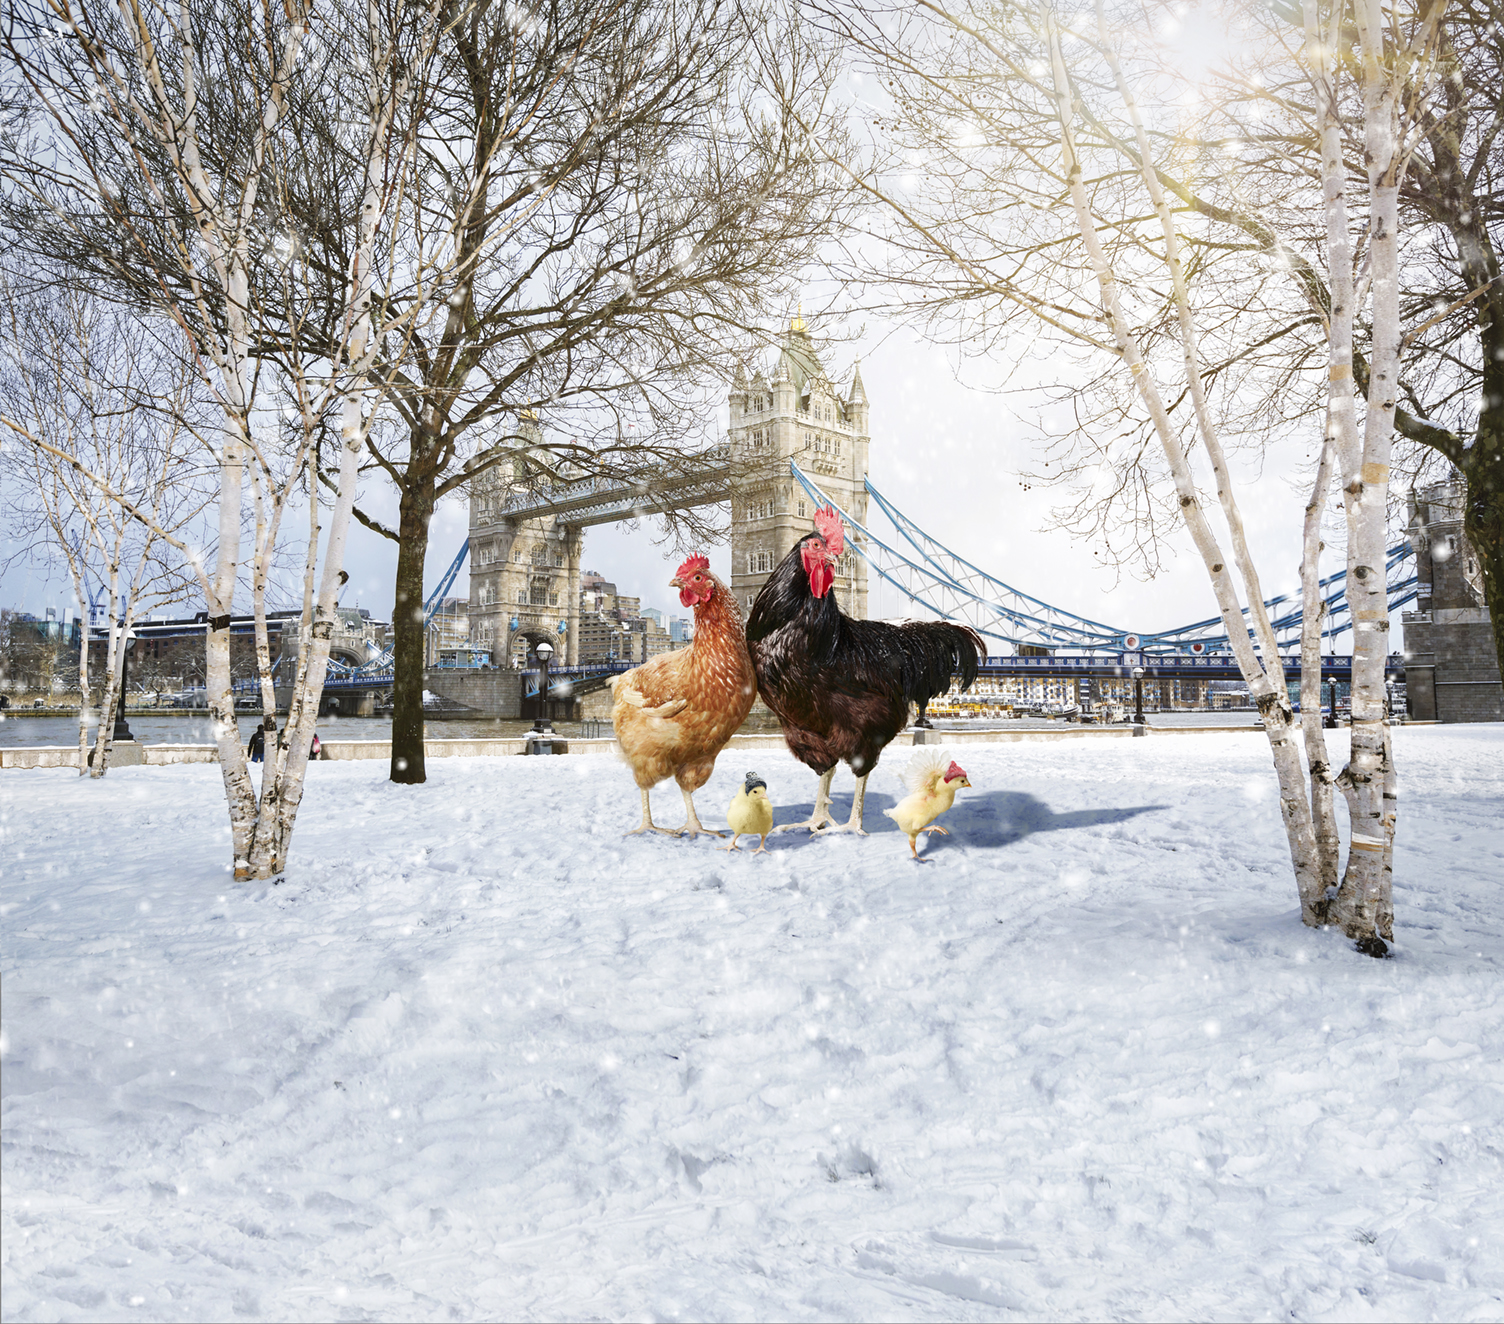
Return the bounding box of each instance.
[247,723,266,762]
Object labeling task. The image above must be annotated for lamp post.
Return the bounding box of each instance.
[1325,675,1338,729]
[1132,666,1146,726]
[112,626,135,742]
[532,640,554,735]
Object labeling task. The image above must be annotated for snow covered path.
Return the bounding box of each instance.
[3,728,1502,1322]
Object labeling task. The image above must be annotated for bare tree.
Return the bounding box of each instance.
[2,0,446,875]
[0,285,208,773]
[815,0,1447,953]
[250,0,857,783]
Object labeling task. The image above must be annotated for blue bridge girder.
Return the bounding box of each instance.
[792,463,1417,656]
[522,660,634,699]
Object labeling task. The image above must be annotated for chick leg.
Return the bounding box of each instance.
[626,787,680,837]
[774,768,836,834]
[813,773,871,836]
[676,787,726,838]
[910,824,948,862]
[750,833,770,855]
[720,833,742,852]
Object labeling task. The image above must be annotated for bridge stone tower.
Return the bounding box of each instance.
[463,318,873,669]
[1401,480,1501,722]
[728,316,871,619]
[465,413,584,667]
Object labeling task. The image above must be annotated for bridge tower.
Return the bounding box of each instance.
[465,412,584,667]
[728,315,871,619]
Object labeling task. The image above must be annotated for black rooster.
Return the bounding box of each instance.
[746,506,985,833]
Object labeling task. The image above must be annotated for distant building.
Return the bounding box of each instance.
[425,596,469,668]
[1402,481,1501,722]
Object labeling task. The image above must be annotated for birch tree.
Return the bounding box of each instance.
[0,286,208,774]
[2,0,445,876]
[266,0,856,785]
[817,0,1447,953]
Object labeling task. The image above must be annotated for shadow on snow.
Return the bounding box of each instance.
[774,785,1167,847]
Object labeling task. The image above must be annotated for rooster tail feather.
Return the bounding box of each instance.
[899,623,986,706]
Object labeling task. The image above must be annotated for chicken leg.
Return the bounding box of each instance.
[626,787,680,837]
[773,768,837,834]
[815,772,870,836]
[675,785,725,838]
[908,824,948,861]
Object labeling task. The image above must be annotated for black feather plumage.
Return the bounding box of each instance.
[747,533,985,779]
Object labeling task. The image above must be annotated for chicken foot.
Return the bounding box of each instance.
[626,787,681,837]
[773,768,837,834]
[675,786,725,838]
[721,833,770,855]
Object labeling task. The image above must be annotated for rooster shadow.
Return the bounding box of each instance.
[784,787,1165,846]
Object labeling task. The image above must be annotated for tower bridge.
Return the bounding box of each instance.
[425,317,1419,712]
[463,315,870,668]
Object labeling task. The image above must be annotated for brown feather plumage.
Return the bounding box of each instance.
[611,569,756,798]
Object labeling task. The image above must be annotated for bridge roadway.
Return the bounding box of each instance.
[493,445,732,528]
[319,652,1403,703]
[977,652,1404,682]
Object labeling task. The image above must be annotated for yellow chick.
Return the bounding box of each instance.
[723,771,774,854]
[884,750,971,861]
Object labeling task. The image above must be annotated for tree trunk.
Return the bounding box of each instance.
[71,582,90,777]
[390,476,434,784]
[1298,438,1340,912]
[1462,418,1504,685]
[1051,7,1327,918]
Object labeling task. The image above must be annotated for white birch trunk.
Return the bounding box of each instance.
[1048,11,1327,918]
[1331,0,1402,948]
[89,551,123,778]
[242,1,441,876]
[1298,435,1340,902]
[68,566,91,776]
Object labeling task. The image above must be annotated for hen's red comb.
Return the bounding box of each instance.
[945,760,968,783]
[813,506,845,555]
[675,553,710,578]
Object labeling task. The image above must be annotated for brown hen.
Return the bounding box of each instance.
[610,555,756,836]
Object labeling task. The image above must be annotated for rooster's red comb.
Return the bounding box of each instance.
[813,506,845,555]
[675,553,710,579]
[945,760,968,783]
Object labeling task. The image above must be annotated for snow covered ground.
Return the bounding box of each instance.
[3,727,1501,1322]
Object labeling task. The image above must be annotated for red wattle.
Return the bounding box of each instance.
[809,561,834,599]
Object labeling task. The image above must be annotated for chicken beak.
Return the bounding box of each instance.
[669,575,683,589]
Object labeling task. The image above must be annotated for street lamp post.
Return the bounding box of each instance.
[1132,666,1146,726]
[112,628,135,743]
[532,640,555,735]
[1325,675,1338,729]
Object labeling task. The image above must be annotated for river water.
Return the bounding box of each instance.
[1,708,1259,748]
